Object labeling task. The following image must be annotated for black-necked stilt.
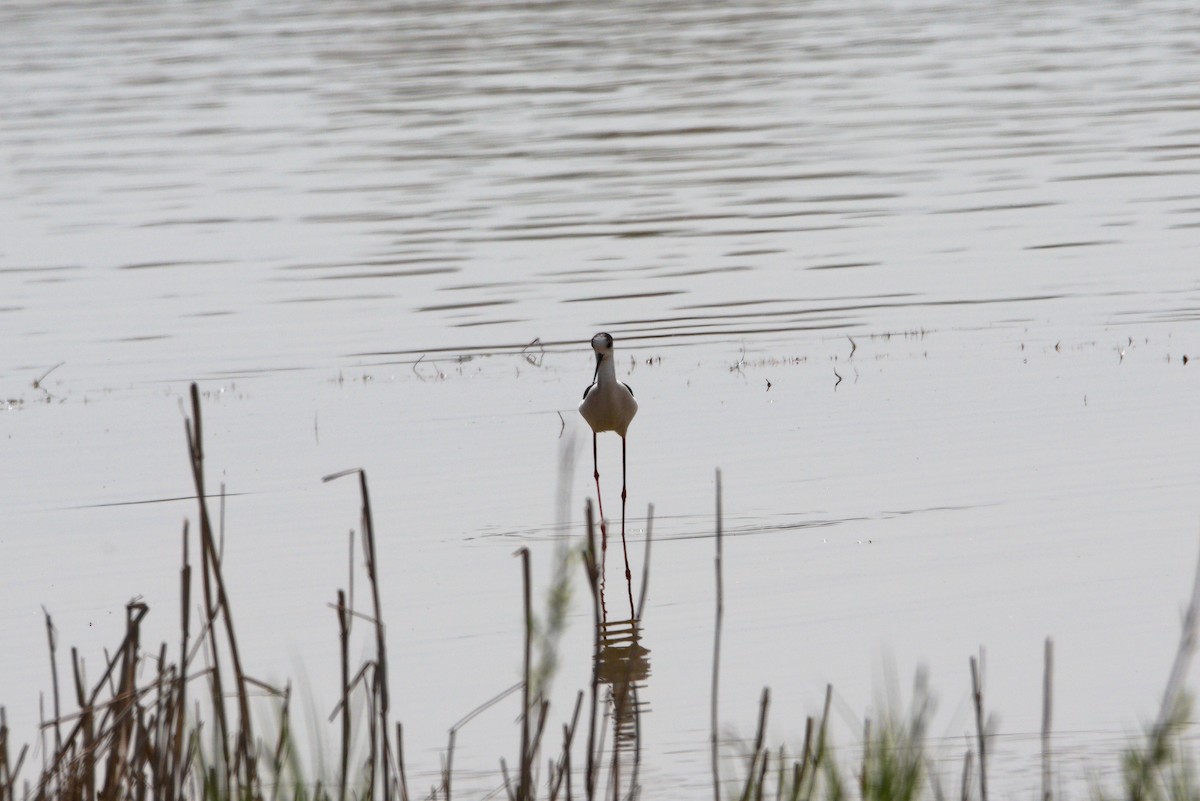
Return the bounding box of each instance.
[579,332,638,609]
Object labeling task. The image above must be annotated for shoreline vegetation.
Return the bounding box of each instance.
[2,384,1198,801]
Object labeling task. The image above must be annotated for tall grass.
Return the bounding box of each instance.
[3,384,1200,801]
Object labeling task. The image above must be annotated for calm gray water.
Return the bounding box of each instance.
[3,0,1200,796]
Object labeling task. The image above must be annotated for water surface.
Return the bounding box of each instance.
[3,0,1200,796]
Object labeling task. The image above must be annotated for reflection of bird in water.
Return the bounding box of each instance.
[596,617,651,799]
[597,618,651,750]
[579,332,638,617]
[581,498,653,801]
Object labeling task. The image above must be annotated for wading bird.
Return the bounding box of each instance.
[579,332,638,609]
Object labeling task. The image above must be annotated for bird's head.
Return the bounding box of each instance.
[589,332,614,379]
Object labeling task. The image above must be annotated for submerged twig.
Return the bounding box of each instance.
[521,337,546,367]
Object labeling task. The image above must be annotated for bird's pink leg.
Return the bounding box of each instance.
[621,435,635,620]
[593,432,608,613]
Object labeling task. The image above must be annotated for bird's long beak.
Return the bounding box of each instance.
[592,350,602,382]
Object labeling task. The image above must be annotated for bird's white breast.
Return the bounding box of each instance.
[579,381,638,437]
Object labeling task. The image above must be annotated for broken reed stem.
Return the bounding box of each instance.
[1042,638,1053,801]
[794,716,814,801]
[186,383,255,788]
[357,469,393,801]
[712,469,724,801]
[970,653,987,801]
[739,687,770,801]
[34,602,149,795]
[42,609,63,756]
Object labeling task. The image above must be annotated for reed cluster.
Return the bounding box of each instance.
[2,386,1199,801]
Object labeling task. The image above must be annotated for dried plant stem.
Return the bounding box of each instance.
[357,470,392,801]
[712,469,724,801]
[583,501,602,801]
[518,547,533,801]
[1042,638,1053,801]
[970,653,987,801]
[337,588,350,801]
[42,610,63,757]
[186,383,255,788]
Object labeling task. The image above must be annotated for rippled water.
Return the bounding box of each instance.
[3,0,1200,796]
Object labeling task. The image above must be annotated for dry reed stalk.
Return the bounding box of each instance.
[185,383,255,789]
[337,587,350,801]
[71,648,93,801]
[441,731,455,801]
[547,692,584,801]
[960,749,973,801]
[356,470,393,801]
[532,699,550,798]
[1042,638,1053,801]
[324,466,397,801]
[754,743,768,801]
[582,501,601,801]
[801,685,832,801]
[517,547,533,801]
[98,600,147,801]
[711,469,724,801]
[1,707,30,801]
[43,610,63,757]
[36,605,147,797]
[970,653,987,801]
[791,716,813,801]
[396,723,410,801]
[268,683,293,801]
[739,688,770,801]
[173,524,191,801]
[151,642,168,800]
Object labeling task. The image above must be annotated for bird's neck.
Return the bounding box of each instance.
[597,354,618,385]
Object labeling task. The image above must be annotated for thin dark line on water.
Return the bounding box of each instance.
[0,265,82,274]
[312,268,458,280]
[417,300,516,312]
[1024,241,1116,250]
[807,261,878,270]
[117,260,234,270]
[563,291,685,303]
[63,492,251,510]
